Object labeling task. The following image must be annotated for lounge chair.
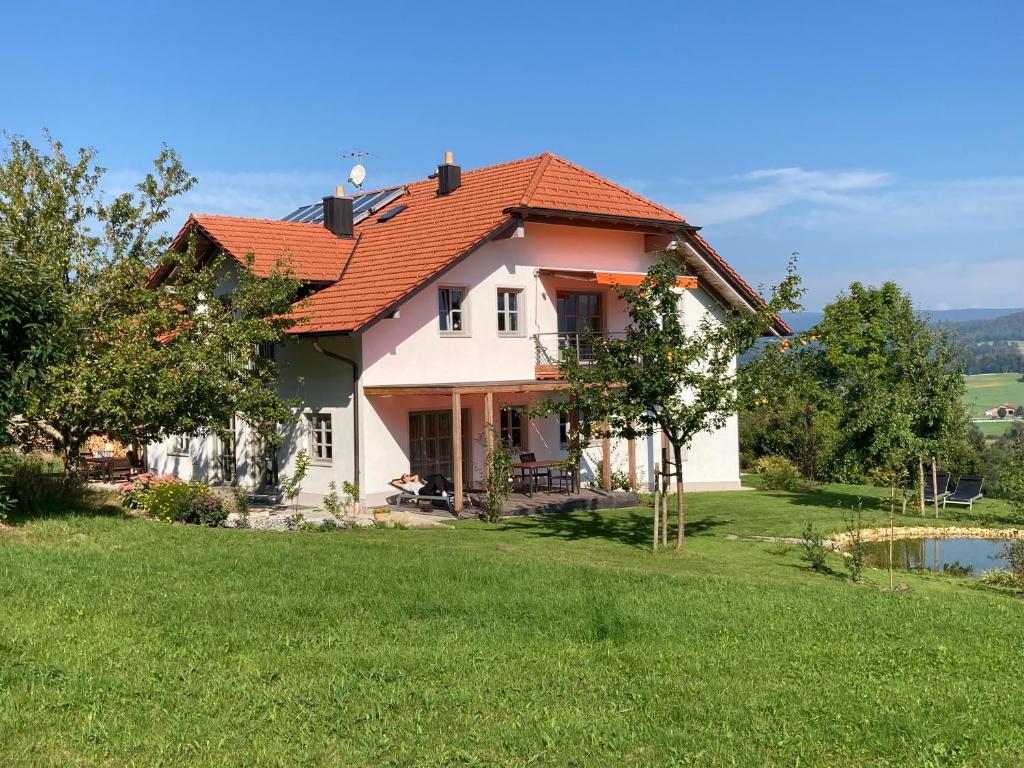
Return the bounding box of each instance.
[389,473,479,515]
[944,475,984,510]
[923,470,951,503]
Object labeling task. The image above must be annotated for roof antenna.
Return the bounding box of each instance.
[343,150,372,190]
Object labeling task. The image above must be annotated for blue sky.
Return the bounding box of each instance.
[2,0,1021,309]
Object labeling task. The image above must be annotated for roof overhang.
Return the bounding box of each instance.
[364,380,571,397]
[506,206,697,235]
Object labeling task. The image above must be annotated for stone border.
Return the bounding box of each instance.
[831,525,1022,551]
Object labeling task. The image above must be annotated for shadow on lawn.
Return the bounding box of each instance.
[4,488,124,527]
[499,508,727,549]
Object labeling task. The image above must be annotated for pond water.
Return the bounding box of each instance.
[861,537,1010,577]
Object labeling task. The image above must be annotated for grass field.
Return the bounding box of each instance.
[2,483,1023,767]
[964,372,1024,417]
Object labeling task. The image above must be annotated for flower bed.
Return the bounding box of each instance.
[119,473,228,527]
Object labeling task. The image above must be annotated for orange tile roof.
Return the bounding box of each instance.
[165,152,779,334]
[171,214,357,283]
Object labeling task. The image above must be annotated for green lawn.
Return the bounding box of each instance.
[964,372,1024,417]
[2,484,1023,767]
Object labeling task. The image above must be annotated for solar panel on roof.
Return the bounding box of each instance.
[282,187,406,226]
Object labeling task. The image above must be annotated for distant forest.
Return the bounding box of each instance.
[950,311,1024,374]
[954,311,1024,342]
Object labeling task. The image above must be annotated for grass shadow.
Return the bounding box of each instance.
[498,508,727,550]
[5,486,124,527]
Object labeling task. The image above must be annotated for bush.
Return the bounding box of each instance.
[592,460,632,491]
[752,455,803,491]
[119,474,227,527]
[800,520,830,572]
[980,569,1022,589]
[0,451,83,518]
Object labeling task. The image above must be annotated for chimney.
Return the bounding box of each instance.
[436,150,461,196]
[322,185,354,238]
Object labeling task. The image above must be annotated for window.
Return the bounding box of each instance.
[171,435,190,455]
[500,407,526,451]
[438,287,466,334]
[307,413,333,464]
[496,288,522,334]
[256,342,275,362]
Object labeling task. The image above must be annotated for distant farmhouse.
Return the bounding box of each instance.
[985,403,1024,419]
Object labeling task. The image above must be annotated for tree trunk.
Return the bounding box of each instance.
[888,484,896,590]
[652,462,660,553]
[931,457,940,519]
[804,403,817,482]
[674,441,685,552]
[918,456,925,515]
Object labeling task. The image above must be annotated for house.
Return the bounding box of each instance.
[985,403,1023,419]
[146,152,789,510]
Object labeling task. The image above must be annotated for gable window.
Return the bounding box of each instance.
[307,413,333,464]
[500,407,526,451]
[171,435,190,456]
[438,287,467,334]
[496,288,522,335]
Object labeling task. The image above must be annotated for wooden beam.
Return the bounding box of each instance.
[453,391,463,513]
[364,381,571,397]
[484,391,494,480]
[627,436,636,491]
[602,423,611,492]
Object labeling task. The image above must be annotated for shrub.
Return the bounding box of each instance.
[752,455,802,491]
[1,452,82,518]
[980,569,1022,588]
[592,460,632,491]
[120,474,227,527]
[800,520,829,572]
[843,506,867,582]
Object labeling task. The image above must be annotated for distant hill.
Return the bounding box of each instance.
[780,308,1024,336]
[951,311,1024,342]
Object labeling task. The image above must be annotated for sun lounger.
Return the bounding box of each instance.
[944,475,984,510]
[389,473,480,515]
[923,470,951,503]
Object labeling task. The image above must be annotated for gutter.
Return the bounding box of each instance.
[312,338,360,494]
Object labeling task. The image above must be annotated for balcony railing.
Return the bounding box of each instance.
[532,332,625,366]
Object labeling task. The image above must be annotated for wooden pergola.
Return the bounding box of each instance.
[363,380,637,512]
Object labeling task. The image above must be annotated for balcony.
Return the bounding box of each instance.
[532,332,623,379]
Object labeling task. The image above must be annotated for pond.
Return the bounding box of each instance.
[862,537,1010,577]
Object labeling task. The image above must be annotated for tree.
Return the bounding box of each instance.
[554,249,801,551]
[813,282,966,496]
[0,133,301,477]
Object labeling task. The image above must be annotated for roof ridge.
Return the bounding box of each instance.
[534,153,686,222]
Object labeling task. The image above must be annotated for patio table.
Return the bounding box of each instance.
[511,459,568,497]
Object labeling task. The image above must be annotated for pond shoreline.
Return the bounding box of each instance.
[831,525,1022,550]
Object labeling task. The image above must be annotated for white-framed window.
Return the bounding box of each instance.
[558,408,586,450]
[307,413,333,464]
[438,286,467,335]
[496,288,522,335]
[171,435,190,456]
[500,406,526,451]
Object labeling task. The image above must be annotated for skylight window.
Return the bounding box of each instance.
[377,204,407,223]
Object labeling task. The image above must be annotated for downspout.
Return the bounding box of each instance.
[312,337,360,494]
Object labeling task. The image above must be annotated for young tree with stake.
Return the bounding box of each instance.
[555,248,801,551]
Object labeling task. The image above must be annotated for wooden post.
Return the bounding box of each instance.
[918,456,925,515]
[601,422,611,492]
[627,436,637,491]
[931,457,940,519]
[483,391,494,480]
[452,391,463,513]
[661,445,669,546]
[652,461,660,553]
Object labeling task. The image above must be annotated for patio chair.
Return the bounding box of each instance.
[923,470,951,503]
[108,457,132,482]
[126,449,145,476]
[549,459,577,494]
[517,452,550,494]
[944,475,984,510]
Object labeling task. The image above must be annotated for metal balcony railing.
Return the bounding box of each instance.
[533,332,623,366]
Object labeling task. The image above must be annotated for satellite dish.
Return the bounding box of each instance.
[348,163,366,189]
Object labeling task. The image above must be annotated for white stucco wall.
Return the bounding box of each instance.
[150,219,743,504]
